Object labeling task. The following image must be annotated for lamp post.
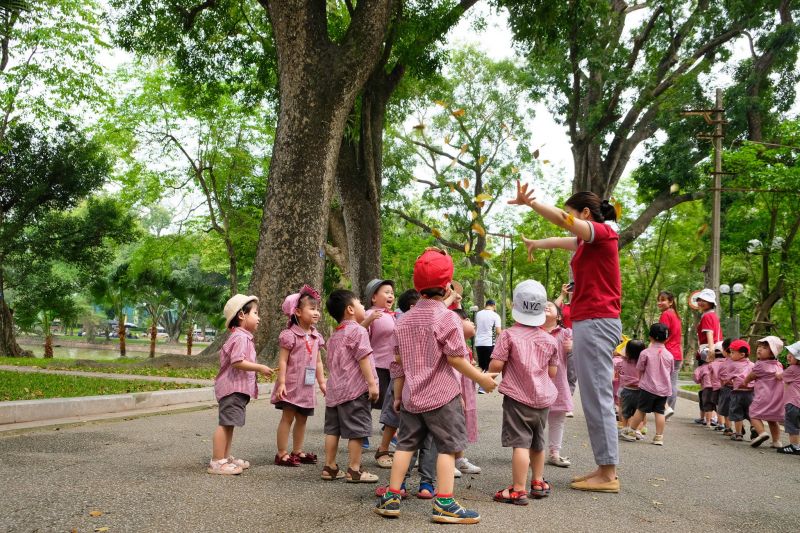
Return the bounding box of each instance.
[719,283,744,318]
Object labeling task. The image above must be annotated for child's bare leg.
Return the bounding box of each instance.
[509,448,529,491]
[291,413,308,454]
[751,418,765,434]
[348,438,363,471]
[654,413,666,436]
[790,434,800,446]
[638,413,648,430]
[627,410,644,430]
[276,409,295,457]
[378,425,396,452]
[388,450,414,491]
[436,452,457,495]
[529,449,545,482]
[324,434,339,468]
[212,425,232,461]
[767,421,781,442]
[734,420,744,435]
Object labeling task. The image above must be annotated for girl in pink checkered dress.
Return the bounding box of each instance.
[271,285,327,467]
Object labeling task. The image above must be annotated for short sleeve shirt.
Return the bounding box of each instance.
[325,320,376,407]
[491,324,558,409]
[393,298,469,414]
[366,307,397,370]
[696,311,721,347]
[474,309,502,347]
[570,221,621,322]
[693,365,712,389]
[782,364,800,408]
[659,309,683,361]
[729,358,755,390]
[636,344,674,397]
[618,358,640,388]
[215,328,258,401]
[270,324,325,409]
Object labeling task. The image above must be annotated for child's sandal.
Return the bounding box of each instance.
[274,453,300,467]
[529,479,551,499]
[493,486,529,506]
[374,450,393,468]
[346,467,378,483]
[227,456,250,469]
[417,482,435,500]
[321,464,346,480]
[291,451,318,464]
[207,458,243,475]
[731,433,744,441]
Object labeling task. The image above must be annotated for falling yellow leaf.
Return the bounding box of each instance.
[542,159,550,164]
[511,166,519,174]
[472,223,486,236]
[412,123,425,130]
[431,228,441,238]
[434,99,448,107]
[563,212,575,226]
[533,148,540,159]
[449,183,456,193]
[697,223,708,237]
[443,213,449,219]
[470,211,478,220]
[464,242,471,254]
[475,193,493,202]
[500,122,508,130]
[444,134,451,144]
[478,155,487,165]
[477,201,485,209]
[479,250,491,259]
[94,528,110,533]
[452,108,465,118]
[613,199,623,220]
[459,144,468,154]
[89,511,103,518]
[447,159,457,169]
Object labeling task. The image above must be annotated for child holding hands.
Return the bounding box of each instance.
[321,289,380,482]
[727,339,756,441]
[209,295,274,475]
[271,285,326,467]
[490,280,559,505]
[745,336,785,448]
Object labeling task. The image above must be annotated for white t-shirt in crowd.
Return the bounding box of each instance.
[475,308,501,347]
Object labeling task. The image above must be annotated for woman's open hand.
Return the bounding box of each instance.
[507,180,536,207]
[520,234,538,262]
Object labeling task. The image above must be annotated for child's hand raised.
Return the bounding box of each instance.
[507,180,536,207]
[520,234,539,262]
[478,372,499,393]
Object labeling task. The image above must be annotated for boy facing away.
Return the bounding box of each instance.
[374,247,498,524]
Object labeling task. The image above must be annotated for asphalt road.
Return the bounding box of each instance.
[1,391,798,532]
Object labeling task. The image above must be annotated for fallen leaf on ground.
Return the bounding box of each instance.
[95,528,110,532]
[89,511,103,517]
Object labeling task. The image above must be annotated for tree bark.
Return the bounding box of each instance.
[44,333,53,358]
[249,1,393,361]
[118,312,126,357]
[149,322,157,358]
[186,323,193,356]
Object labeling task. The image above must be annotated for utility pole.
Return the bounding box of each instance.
[680,88,726,317]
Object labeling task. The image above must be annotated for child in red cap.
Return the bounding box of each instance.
[727,339,755,441]
[374,247,498,524]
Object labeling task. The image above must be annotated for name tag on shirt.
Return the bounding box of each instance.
[304,366,316,386]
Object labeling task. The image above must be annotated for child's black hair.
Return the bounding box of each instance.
[326,289,357,323]
[734,344,750,356]
[722,338,732,352]
[420,287,446,298]
[625,339,646,363]
[649,322,669,343]
[757,340,777,360]
[290,293,320,325]
[452,308,469,320]
[550,301,564,327]
[228,300,257,329]
[658,290,678,311]
[397,289,420,313]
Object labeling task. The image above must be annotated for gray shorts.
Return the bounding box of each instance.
[728,390,753,422]
[784,403,800,436]
[218,392,250,427]
[619,387,640,420]
[324,393,372,439]
[396,395,466,454]
[501,396,548,451]
[717,386,733,416]
[379,378,400,428]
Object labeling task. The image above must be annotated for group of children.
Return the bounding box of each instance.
[691,336,800,454]
[209,247,578,524]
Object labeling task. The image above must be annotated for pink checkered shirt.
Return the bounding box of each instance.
[782,364,800,408]
[269,324,326,409]
[393,298,469,414]
[324,320,377,407]
[719,357,736,386]
[491,324,558,409]
[693,365,712,389]
[215,327,258,401]
[619,358,640,388]
[366,307,397,370]
[709,358,724,390]
[730,358,755,390]
[636,343,673,397]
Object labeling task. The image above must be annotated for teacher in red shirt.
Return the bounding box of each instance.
[509,182,622,493]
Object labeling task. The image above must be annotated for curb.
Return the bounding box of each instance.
[0,383,271,426]
[677,387,699,402]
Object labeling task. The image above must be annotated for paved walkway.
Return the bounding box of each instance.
[0,392,797,532]
[0,365,214,385]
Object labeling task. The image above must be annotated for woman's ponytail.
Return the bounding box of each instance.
[600,199,617,222]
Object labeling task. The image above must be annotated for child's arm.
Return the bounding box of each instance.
[274,347,290,400]
[316,352,326,396]
[742,371,757,387]
[450,355,498,392]
[358,356,379,402]
[548,365,557,379]
[360,310,382,328]
[232,360,274,377]
[704,331,715,359]
[489,359,504,374]
[393,375,404,412]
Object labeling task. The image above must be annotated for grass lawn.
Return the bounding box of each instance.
[0,371,203,401]
[681,384,701,392]
[0,357,218,380]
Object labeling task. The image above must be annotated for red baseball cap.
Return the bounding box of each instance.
[413,248,454,292]
[729,339,750,354]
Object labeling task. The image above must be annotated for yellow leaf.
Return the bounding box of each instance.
[479,250,491,259]
[462,178,470,188]
[477,201,485,209]
[444,134,451,144]
[475,193,493,202]
[412,123,425,130]
[563,212,575,226]
[443,213,449,219]
[447,159,457,169]
[452,108,465,118]
[459,144,468,154]
[94,528,110,533]
[464,242,471,254]
[89,511,103,518]
[449,183,456,193]
[472,223,486,237]
[471,211,478,220]
[542,159,550,164]
[478,155,486,165]
[431,228,441,238]
[434,99,448,107]
[511,166,519,174]
[697,223,708,237]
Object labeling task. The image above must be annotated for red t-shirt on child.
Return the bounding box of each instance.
[569,221,621,322]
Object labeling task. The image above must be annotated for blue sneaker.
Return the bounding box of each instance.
[431,498,480,524]
[362,437,370,449]
[373,491,402,518]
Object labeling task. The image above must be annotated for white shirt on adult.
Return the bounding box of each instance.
[475,307,502,347]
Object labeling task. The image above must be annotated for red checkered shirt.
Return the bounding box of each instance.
[215,328,258,401]
[491,324,558,409]
[324,320,377,407]
[393,298,469,413]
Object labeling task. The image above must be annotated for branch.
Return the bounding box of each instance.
[407,138,475,172]
[386,207,464,252]
[180,0,217,31]
[618,189,706,248]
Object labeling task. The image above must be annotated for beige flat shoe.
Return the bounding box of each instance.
[570,478,620,493]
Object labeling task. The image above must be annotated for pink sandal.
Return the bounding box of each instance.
[207,458,242,475]
[227,456,250,469]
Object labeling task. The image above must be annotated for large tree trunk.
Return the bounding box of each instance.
[249,1,393,361]
[149,322,157,358]
[118,312,126,358]
[0,298,31,357]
